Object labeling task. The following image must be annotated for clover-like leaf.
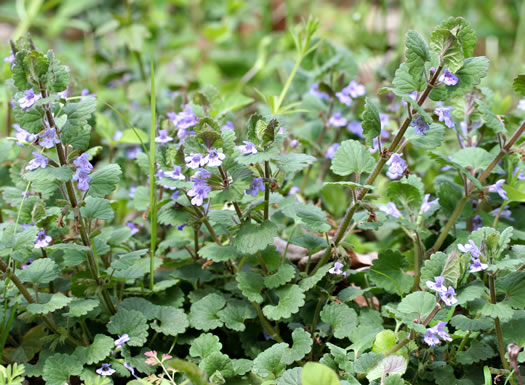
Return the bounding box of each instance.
[320,302,358,339]
[188,293,226,331]
[107,309,149,346]
[331,140,375,176]
[151,307,189,336]
[262,284,305,321]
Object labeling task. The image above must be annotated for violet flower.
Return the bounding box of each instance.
[73,169,91,191]
[26,152,49,171]
[335,90,352,106]
[400,91,418,106]
[113,130,123,141]
[74,153,93,173]
[238,141,257,155]
[185,153,206,169]
[127,146,142,159]
[488,179,508,200]
[469,258,488,273]
[14,124,37,146]
[21,258,34,270]
[439,69,459,86]
[310,83,330,100]
[518,99,525,111]
[328,261,347,276]
[188,180,211,206]
[127,222,140,235]
[343,80,366,98]
[114,333,130,348]
[423,329,441,346]
[380,113,389,129]
[386,153,406,179]
[457,240,481,258]
[347,120,363,137]
[378,202,401,218]
[38,128,61,149]
[4,54,15,63]
[177,223,187,231]
[490,207,514,222]
[426,276,447,294]
[245,177,265,196]
[410,116,430,135]
[221,121,234,131]
[171,190,181,200]
[18,89,42,110]
[325,143,340,160]
[155,129,173,144]
[328,112,348,127]
[289,186,300,195]
[439,286,458,306]
[34,230,52,248]
[421,194,439,213]
[96,363,115,376]
[165,165,185,181]
[472,215,483,231]
[434,104,455,129]
[81,89,96,98]
[513,167,525,181]
[169,105,199,130]
[204,148,225,167]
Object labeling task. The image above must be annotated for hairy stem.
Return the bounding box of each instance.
[264,161,271,221]
[149,59,158,291]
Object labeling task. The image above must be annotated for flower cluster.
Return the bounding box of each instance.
[72,153,93,191]
[458,240,488,273]
[26,152,49,171]
[167,105,199,140]
[18,89,42,110]
[426,276,458,306]
[34,230,52,248]
[39,127,61,149]
[335,80,365,105]
[424,321,452,346]
[386,153,406,179]
[188,169,212,206]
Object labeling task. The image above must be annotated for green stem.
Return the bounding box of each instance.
[252,302,283,343]
[274,55,303,114]
[411,232,424,291]
[149,58,158,291]
[264,161,271,220]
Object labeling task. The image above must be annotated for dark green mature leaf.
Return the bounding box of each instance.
[405,30,431,91]
[478,302,514,322]
[513,74,525,96]
[331,140,375,176]
[200,351,234,377]
[264,264,296,289]
[23,166,73,183]
[320,302,358,339]
[236,271,265,303]
[447,57,489,98]
[151,307,189,336]
[301,362,341,385]
[354,352,384,374]
[456,340,497,365]
[420,252,447,288]
[64,298,99,317]
[42,353,83,385]
[73,334,113,365]
[387,178,422,209]
[496,271,525,309]
[60,97,97,151]
[277,154,316,176]
[234,221,278,255]
[45,51,69,92]
[198,244,240,262]
[406,123,445,149]
[217,300,256,331]
[253,343,288,378]
[392,63,420,94]
[397,292,436,319]
[361,98,381,146]
[88,164,122,198]
[450,315,493,331]
[299,264,332,291]
[476,100,506,134]
[107,309,149,346]
[296,204,331,232]
[12,50,32,90]
[18,259,58,284]
[188,293,226,331]
[80,197,114,221]
[27,293,72,315]
[369,250,413,295]
[12,105,45,134]
[263,284,305,321]
[450,147,494,171]
[283,328,312,363]
[189,333,222,359]
[456,280,486,304]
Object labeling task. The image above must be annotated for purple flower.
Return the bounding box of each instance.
[386,153,406,179]
[127,222,139,235]
[96,363,115,376]
[123,362,138,379]
[171,190,181,200]
[169,105,199,130]
[204,148,226,167]
[73,169,91,191]
[328,261,347,276]
[21,192,30,198]
[221,121,234,131]
[472,215,483,230]
[518,99,525,111]
[245,177,265,196]
[165,165,185,181]
[369,137,380,154]
[328,112,348,127]
[238,141,257,155]
[434,104,455,129]
[127,146,142,159]
[13,124,37,146]
[347,121,363,137]
[439,286,458,306]
[57,89,69,99]
[4,54,15,63]
[488,179,508,200]
[289,186,300,195]
[469,258,488,273]
[421,194,439,213]
[491,207,514,222]
[335,90,352,106]
[513,167,525,181]
[401,91,418,106]
[34,230,52,248]
[81,89,96,98]
[289,139,299,148]
[378,202,401,218]
[73,153,93,173]
[343,80,366,98]
[38,128,61,149]
[188,180,211,206]
[155,129,173,144]
[410,116,430,135]
[380,113,390,129]
[115,333,130,348]
[426,276,447,294]
[113,130,123,141]
[155,163,166,178]
[310,83,330,100]
[18,89,42,110]
[439,69,459,86]
[185,153,206,169]
[177,223,187,231]
[325,143,340,160]
[424,330,441,346]
[26,152,49,171]
[192,168,212,181]
[21,258,34,270]
[424,322,452,346]
[457,240,481,258]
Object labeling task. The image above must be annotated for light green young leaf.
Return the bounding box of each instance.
[330,140,375,176]
[217,300,256,331]
[320,302,358,339]
[188,293,226,331]
[283,328,312,363]
[301,362,341,385]
[386,180,422,210]
[42,353,83,385]
[372,330,396,354]
[107,309,149,346]
[253,343,288,378]
[27,293,72,315]
[369,250,414,295]
[405,30,431,91]
[80,197,114,221]
[476,100,506,135]
[73,334,114,365]
[88,164,122,198]
[189,333,223,359]
[234,221,278,255]
[397,291,436,319]
[198,244,240,262]
[151,307,189,336]
[361,98,381,146]
[18,259,58,284]
[262,284,305,321]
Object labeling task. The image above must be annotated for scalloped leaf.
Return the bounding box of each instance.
[151,307,189,336]
[217,299,256,331]
[450,315,493,331]
[234,221,278,255]
[27,293,72,315]
[42,353,83,385]
[283,328,312,363]
[253,343,288,378]
[299,263,332,291]
[236,271,265,303]
[73,334,114,365]
[368,250,413,295]
[198,244,240,262]
[361,98,381,145]
[188,293,226,331]
[397,292,435,319]
[331,140,375,176]
[18,258,58,285]
[189,333,223,359]
[107,309,149,346]
[262,284,305,321]
[320,302,358,339]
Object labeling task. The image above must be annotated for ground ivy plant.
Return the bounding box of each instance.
[1,16,525,385]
